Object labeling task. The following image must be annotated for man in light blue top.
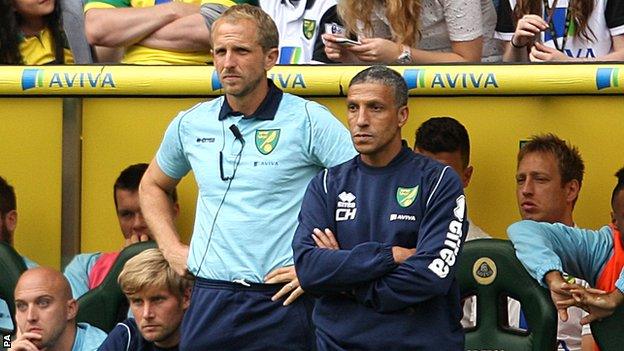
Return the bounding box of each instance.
[64,164,179,299]
[509,166,624,327]
[139,4,355,350]
[0,176,37,332]
[10,267,106,351]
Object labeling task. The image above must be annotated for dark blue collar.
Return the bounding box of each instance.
[218,79,283,121]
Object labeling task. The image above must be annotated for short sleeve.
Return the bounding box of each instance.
[606,0,624,36]
[494,0,515,41]
[156,113,192,179]
[442,0,484,41]
[304,101,356,168]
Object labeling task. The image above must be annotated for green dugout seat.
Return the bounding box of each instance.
[591,304,624,350]
[0,241,28,333]
[76,241,157,333]
[456,239,557,351]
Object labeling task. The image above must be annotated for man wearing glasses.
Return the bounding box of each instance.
[139,4,355,350]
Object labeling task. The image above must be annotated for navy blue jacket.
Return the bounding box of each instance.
[97,318,178,351]
[293,146,467,350]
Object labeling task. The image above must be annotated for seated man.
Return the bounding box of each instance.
[413,116,490,329]
[293,66,467,350]
[513,134,592,350]
[414,116,490,240]
[99,248,192,350]
[509,166,624,335]
[84,0,235,64]
[64,164,179,299]
[9,267,106,351]
[0,176,37,332]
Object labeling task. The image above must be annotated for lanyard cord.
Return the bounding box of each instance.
[542,0,573,52]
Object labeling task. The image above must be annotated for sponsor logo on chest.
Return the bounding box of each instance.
[389,186,418,221]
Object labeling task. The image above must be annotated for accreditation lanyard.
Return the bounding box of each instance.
[542,0,572,52]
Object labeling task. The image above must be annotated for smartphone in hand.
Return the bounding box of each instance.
[333,37,361,46]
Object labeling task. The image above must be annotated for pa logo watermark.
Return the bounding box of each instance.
[3,334,10,348]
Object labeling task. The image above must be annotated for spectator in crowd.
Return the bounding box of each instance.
[59,0,94,63]
[64,163,179,299]
[323,0,502,64]
[9,267,106,351]
[509,166,624,339]
[415,117,490,240]
[98,249,192,351]
[293,65,468,350]
[0,0,73,65]
[0,176,37,332]
[84,0,235,64]
[513,134,593,351]
[139,4,355,349]
[495,0,624,62]
[257,0,339,63]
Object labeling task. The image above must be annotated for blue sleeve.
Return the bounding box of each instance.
[97,322,131,351]
[64,253,101,299]
[507,221,614,288]
[155,112,192,179]
[352,167,468,312]
[293,170,397,295]
[304,101,357,168]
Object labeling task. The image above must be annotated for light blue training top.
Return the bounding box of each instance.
[507,220,624,292]
[156,81,356,282]
[0,256,37,331]
[72,322,107,351]
[64,252,101,299]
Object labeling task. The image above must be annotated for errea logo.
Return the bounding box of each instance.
[428,195,466,278]
[336,191,356,221]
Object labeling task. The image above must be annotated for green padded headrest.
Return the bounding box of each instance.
[457,239,557,351]
[76,241,157,332]
[0,241,27,333]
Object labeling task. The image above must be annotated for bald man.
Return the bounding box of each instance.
[10,267,106,351]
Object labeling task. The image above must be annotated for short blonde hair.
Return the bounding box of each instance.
[213,4,279,52]
[118,249,192,297]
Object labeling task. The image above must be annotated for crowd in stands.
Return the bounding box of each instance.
[2,0,623,65]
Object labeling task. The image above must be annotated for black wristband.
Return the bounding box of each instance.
[510,36,527,49]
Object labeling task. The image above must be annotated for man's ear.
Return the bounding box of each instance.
[397,106,409,128]
[462,165,474,188]
[6,209,17,233]
[67,299,78,320]
[182,287,192,310]
[565,179,581,204]
[264,47,279,72]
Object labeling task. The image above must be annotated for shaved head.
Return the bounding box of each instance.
[16,267,73,301]
[14,267,77,349]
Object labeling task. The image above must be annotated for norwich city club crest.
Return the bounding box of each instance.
[396,186,419,207]
[255,129,280,155]
[303,19,316,40]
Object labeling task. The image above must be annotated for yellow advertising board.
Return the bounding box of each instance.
[0,64,622,96]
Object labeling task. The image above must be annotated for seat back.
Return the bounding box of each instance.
[76,241,157,332]
[457,239,557,351]
[591,304,624,350]
[0,242,27,333]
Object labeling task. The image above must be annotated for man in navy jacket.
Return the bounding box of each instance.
[293,66,468,350]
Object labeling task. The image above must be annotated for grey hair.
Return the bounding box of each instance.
[348,65,408,107]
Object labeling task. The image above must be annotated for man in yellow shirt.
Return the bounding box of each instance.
[84,0,235,64]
